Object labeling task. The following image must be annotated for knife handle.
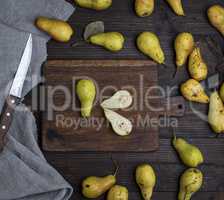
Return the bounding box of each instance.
[0,95,20,152]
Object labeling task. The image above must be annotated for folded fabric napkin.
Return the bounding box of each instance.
[0,0,74,199]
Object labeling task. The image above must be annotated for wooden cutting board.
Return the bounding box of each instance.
[41,60,185,152]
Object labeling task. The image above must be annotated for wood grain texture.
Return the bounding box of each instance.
[29,0,224,199]
[42,60,184,152]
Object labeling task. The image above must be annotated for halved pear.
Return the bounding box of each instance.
[104,109,133,136]
[101,90,133,109]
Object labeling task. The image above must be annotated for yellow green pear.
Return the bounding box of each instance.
[135,0,154,17]
[173,136,204,167]
[136,164,156,200]
[82,175,116,198]
[166,0,185,16]
[137,32,165,64]
[188,47,208,81]
[220,82,224,102]
[89,32,125,52]
[175,32,194,68]
[76,79,96,117]
[208,5,224,36]
[180,79,209,103]
[107,185,129,200]
[208,91,224,134]
[36,17,74,42]
[74,0,112,10]
[178,168,203,200]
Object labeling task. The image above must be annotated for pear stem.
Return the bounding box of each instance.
[110,155,119,177]
[173,68,179,79]
[71,39,86,47]
[161,63,169,68]
[172,127,177,141]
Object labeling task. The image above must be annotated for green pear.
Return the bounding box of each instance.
[173,136,204,167]
[137,32,165,64]
[82,175,116,198]
[76,79,96,117]
[136,164,156,200]
[74,0,112,10]
[135,0,154,17]
[166,0,185,16]
[219,82,224,102]
[89,32,125,52]
[180,79,209,103]
[208,91,224,134]
[178,168,203,200]
[36,16,74,42]
[208,5,224,36]
[107,185,129,200]
[188,47,208,81]
[175,32,194,68]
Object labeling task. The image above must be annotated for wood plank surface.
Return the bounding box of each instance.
[42,60,186,152]
[42,60,160,152]
[28,0,224,199]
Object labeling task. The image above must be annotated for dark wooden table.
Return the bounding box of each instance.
[35,0,224,199]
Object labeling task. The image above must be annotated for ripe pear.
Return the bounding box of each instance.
[82,175,116,198]
[104,109,133,136]
[76,79,96,117]
[89,32,125,52]
[208,91,224,134]
[175,32,194,68]
[173,136,204,167]
[219,82,224,102]
[180,79,209,103]
[135,0,154,17]
[36,17,73,42]
[178,168,203,200]
[74,0,112,10]
[137,32,165,64]
[166,0,185,16]
[136,164,156,200]
[107,185,129,200]
[101,90,133,109]
[188,47,208,81]
[208,5,224,36]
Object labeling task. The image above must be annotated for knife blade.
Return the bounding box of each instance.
[0,34,32,152]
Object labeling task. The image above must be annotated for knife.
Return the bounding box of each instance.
[0,34,32,152]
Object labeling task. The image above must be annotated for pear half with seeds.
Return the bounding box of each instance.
[104,109,132,136]
[180,79,209,103]
[101,90,133,109]
[208,91,224,134]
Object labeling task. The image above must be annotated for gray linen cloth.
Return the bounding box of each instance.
[0,0,75,199]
